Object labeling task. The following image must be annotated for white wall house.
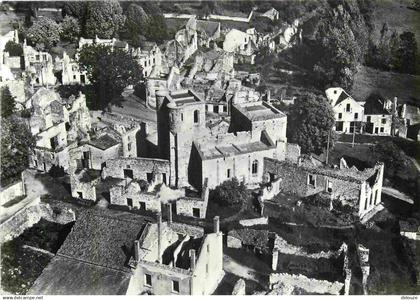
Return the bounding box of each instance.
[326,87,364,133]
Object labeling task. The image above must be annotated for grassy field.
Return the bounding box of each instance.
[351,66,420,105]
[372,0,420,69]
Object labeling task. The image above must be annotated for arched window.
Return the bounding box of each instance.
[252,160,258,175]
[193,110,199,124]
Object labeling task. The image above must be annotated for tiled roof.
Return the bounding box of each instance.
[58,210,149,272]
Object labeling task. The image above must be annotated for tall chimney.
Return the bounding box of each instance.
[213,216,220,233]
[189,249,196,271]
[157,212,162,263]
[167,203,172,224]
[134,240,140,261]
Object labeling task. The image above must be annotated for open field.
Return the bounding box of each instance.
[372,0,420,71]
[351,66,420,106]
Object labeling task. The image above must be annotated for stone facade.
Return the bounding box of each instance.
[102,157,171,184]
[28,89,91,172]
[263,157,384,219]
[127,217,223,295]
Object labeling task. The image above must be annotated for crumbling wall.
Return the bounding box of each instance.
[232,279,246,295]
[102,157,170,183]
[0,180,25,205]
[0,200,75,243]
[263,158,361,203]
[268,273,344,295]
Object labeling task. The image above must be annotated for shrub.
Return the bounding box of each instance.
[4,41,23,56]
[209,178,249,207]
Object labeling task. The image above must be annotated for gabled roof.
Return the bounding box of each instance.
[364,95,390,115]
[196,20,220,37]
[58,210,149,272]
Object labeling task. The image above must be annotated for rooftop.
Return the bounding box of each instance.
[167,89,204,107]
[234,101,286,121]
[88,134,120,151]
[58,210,149,272]
[197,131,276,160]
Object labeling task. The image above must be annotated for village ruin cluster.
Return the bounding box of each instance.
[0,0,419,296]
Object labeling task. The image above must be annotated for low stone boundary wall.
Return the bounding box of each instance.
[0,200,75,244]
[239,217,268,227]
[269,273,344,295]
[1,180,25,206]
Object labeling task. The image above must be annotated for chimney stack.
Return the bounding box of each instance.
[167,203,172,224]
[213,216,220,233]
[189,249,196,271]
[134,240,140,261]
[157,212,162,263]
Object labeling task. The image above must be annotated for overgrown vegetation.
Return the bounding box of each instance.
[287,92,336,154]
[1,219,74,294]
[209,178,250,207]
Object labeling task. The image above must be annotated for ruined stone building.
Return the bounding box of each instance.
[154,88,294,189]
[132,42,163,78]
[127,214,223,295]
[223,28,257,64]
[61,51,89,85]
[28,88,91,172]
[263,156,384,219]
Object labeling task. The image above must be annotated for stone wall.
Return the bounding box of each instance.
[110,182,161,213]
[0,180,25,205]
[268,273,344,295]
[0,199,75,243]
[102,157,171,183]
[176,179,209,218]
[70,173,100,201]
[263,158,361,203]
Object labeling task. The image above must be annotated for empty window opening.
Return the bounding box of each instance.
[172,280,179,293]
[123,169,133,179]
[252,160,258,175]
[193,208,200,218]
[139,201,146,210]
[193,110,199,124]
[227,168,231,178]
[326,181,333,193]
[146,172,153,183]
[127,198,133,207]
[308,174,316,187]
[144,274,152,287]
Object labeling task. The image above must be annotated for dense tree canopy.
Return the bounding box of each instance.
[60,16,81,42]
[4,41,23,57]
[371,141,408,177]
[1,87,16,118]
[27,17,61,49]
[209,178,250,207]
[84,0,125,39]
[78,44,143,109]
[125,3,168,46]
[287,93,335,154]
[1,117,36,186]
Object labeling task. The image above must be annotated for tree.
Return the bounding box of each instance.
[27,17,61,49]
[144,15,169,44]
[4,41,23,56]
[371,141,407,177]
[84,0,125,38]
[1,117,36,186]
[209,178,250,207]
[78,44,143,109]
[1,87,16,118]
[395,31,417,74]
[287,93,335,154]
[312,5,364,89]
[60,16,81,42]
[126,4,149,43]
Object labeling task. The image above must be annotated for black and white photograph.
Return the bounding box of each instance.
[0,0,419,296]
